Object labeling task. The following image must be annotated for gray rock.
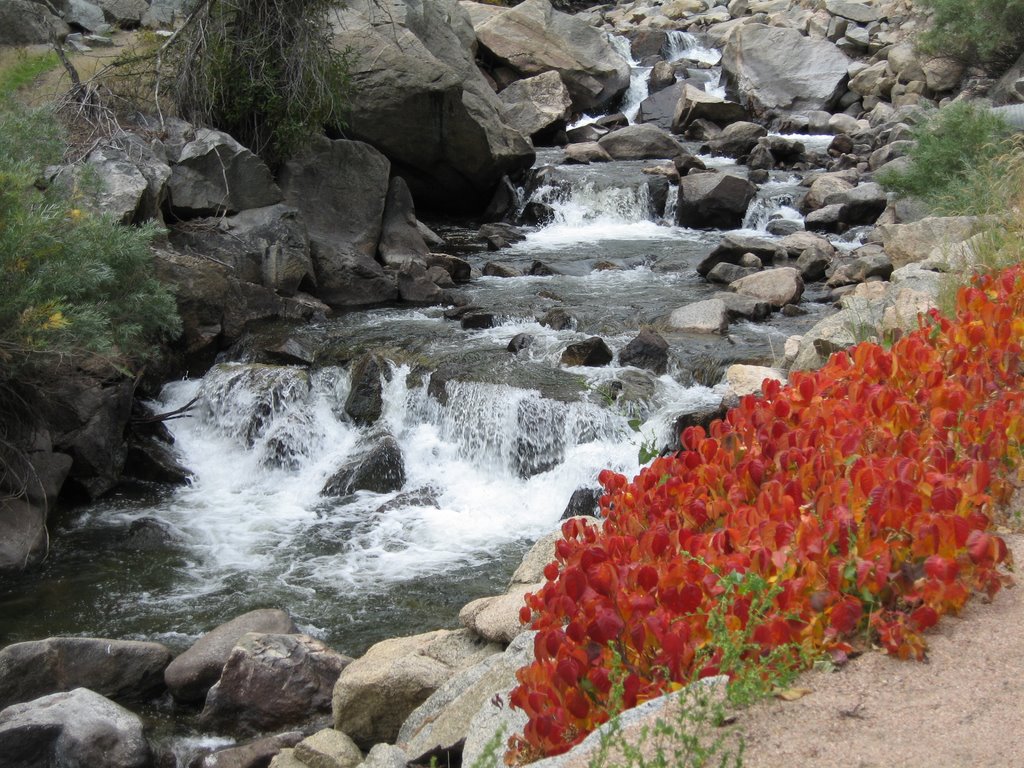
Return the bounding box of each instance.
[560,337,613,367]
[168,204,315,297]
[397,261,446,304]
[706,262,757,284]
[165,609,299,703]
[142,0,187,28]
[765,217,803,236]
[458,582,537,645]
[636,81,686,131]
[729,267,804,308]
[279,137,397,308]
[473,0,631,112]
[332,628,501,749]
[698,233,785,276]
[400,630,536,765]
[597,124,685,160]
[722,24,850,112]
[201,633,351,735]
[676,172,757,229]
[68,0,110,33]
[667,298,730,334]
[322,434,406,496]
[197,732,305,768]
[703,121,768,158]
[97,0,148,25]
[672,84,748,132]
[618,329,670,374]
[827,250,893,287]
[332,0,534,211]
[360,743,409,768]
[498,71,572,139]
[79,144,165,225]
[873,216,980,268]
[0,688,150,768]
[805,203,846,232]
[563,142,613,164]
[723,364,787,401]
[0,638,171,710]
[484,261,523,277]
[345,353,388,426]
[825,0,880,23]
[0,499,48,572]
[293,729,363,768]
[714,292,772,321]
[824,181,888,225]
[379,177,429,268]
[0,0,68,44]
[801,172,855,213]
[796,243,834,282]
[168,129,281,216]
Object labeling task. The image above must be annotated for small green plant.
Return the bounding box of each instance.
[877,102,1013,216]
[0,50,60,97]
[915,0,1024,73]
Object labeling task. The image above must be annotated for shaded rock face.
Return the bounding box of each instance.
[344,353,389,426]
[473,0,631,112]
[169,204,315,297]
[561,337,613,367]
[0,638,171,710]
[322,434,406,496]
[676,172,757,229]
[722,24,850,113]
[168,129,282,217]
[619,329,670,374]
[0,688,150,768]
[378,177,430,268]
[165,608,299,703]
[200,633,351,735]
[332,0,534,213]
[597,124,685,160]
[0,0,69,44]
[279,137,397,308]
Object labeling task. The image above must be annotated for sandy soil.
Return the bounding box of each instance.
[737,534,1024,768]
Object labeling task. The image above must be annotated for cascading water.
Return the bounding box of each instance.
[664,30,726,99]
[609,34,650,123]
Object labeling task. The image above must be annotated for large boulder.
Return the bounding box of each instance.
[332,628,501,749]
[0,638,171,710]
[167,129,282,217]
[473,0,631,112]
[498,71,573,141]
[676,172,757,229]
[0,0,69,43]
[378,177,430,268]
[597,124,686,160]
[200,633,351,735]
[703,121,768,158]
[729,267,804,308]
[79,144,170,225]
[722,24,850,112]
[169,205,315,297]
[872,216,981,268]
[0,688,150,768]
[332,0,534,213]
[165,609,299,703]
[279,137,397,308]
[0,499,49,572]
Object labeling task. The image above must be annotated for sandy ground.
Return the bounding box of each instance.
[737,534,1024,768]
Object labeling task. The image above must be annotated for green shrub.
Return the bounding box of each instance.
[0,100,180,382]
[169,0,350,168]
[877,102,1013,216]
[0,50,59,97]
[915,0,1024,73]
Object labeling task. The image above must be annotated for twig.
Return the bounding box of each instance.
[131,396,199,424]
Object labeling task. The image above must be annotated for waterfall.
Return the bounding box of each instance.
[609,34,651,123]
[664,30,722,67]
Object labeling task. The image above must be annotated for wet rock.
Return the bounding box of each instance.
[280,137,397,308]
[483,261,523,277]
[706,262,757,285]
[698,233,785,277]
[672,84,748,132]
[529,260,560,276]
[676,172,757,229]
[332,628,501,749]
[723,24,850,112]
[322,434,406,496]
[703,121,768,158]
[560,337,613,367]
[473,0,631,112]
[165,609,299,703]
[540,309,574,331]
[597,124,686,160]
[561,487,601,519]
[457,311,494,331]
[196,732,304,768]
[0,638,171,710]
[168,129,281,217]
[398,261,445,305]
[563,141,613,164]
[122,517,177,551]
[345,353,388,426]
[201,633,351,735]
[619,329,669,374]
[427,253,471,283]
[729,267,804,308]
[0,688,150,768]
[498,71,572,141]
[400,631,535,765]
[507,333,535,354]
[636,81,685,131]
[379,177,430,267]
[715,292,772,322]
[667,298,730,334]
[479,222,526,250]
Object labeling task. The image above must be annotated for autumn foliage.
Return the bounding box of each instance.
[508,265,1024,762]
